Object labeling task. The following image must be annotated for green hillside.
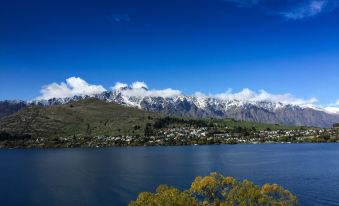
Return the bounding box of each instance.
[0,99,160,139]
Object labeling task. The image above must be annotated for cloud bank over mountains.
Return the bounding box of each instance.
[36,77,338,114]
[38,77,182,100]
[112,81,182,98]
[210,88,318,106]
[37,77,106,100]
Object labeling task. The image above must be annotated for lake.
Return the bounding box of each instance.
[0,144,338,206]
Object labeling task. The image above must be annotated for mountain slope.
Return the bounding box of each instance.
[0,100,27,119]
[0,99,159,139]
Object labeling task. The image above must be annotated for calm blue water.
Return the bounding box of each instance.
[0,144,339,206]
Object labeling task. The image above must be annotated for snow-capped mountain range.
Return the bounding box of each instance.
[1,88,339,128]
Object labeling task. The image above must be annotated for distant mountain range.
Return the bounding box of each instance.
[1,88,339,128]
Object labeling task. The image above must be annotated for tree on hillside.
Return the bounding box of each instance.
[144,123,154,137]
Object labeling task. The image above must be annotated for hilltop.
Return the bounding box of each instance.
[0,99,159,147]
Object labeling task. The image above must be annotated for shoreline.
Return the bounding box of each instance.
[0,140,337,150]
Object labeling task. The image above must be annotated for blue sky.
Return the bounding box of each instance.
[0,0,338,107]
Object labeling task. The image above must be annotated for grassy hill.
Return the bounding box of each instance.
[0,99,160,139]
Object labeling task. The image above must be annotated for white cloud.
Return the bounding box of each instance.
[324,107,339,114]
[131,81,148,90]
[112,82,128,91]
[312,100,339,114]
[214,88,254,101]
[211,88,318,105]
[281,0,330,20]
[194,91,207,98]
[37,77,106,100]
[112,81,182,98]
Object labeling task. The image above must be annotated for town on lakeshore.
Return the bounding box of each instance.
[1,118,338,148]
[56,125,339,147]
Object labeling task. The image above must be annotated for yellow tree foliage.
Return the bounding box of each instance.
[129,185,199,206]
[129,172,298,206]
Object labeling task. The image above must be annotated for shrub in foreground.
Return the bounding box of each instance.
[129,172,298,206]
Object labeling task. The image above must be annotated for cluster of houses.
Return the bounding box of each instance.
[3,125,337,148]
[83,126,339,147]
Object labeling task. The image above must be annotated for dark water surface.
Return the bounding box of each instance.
[0,144,339,206]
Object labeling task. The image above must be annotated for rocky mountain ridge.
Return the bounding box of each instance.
[1,90,339,127]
